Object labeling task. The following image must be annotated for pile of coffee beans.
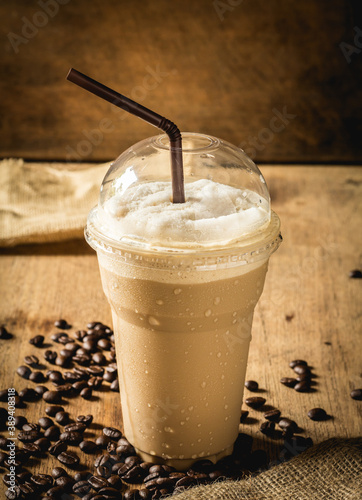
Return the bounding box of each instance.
[0,319,360,499]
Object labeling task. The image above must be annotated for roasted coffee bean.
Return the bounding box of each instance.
[107,441,117,454]
[46,405,64,417]
[293,364,311,376]
[55,411,70,426]
[175,475,195,488]
[143,471,161,484]
[245,396,266,409]
[349,269,362,279]
[44,425,61,441]
[59,348,75,359]
[98,486,121,497]
[81,387,93,399]
[350,388,362,400]
[264,409,281,422]
[116,437,135,456]
[37,416,53,430]
[19,387,39,402]
[19,483,37,496]
[72,380,88,392]
[289,359,307,369]
[245,380,259,392]
[0,388,14,401]
[14,395,25,408]
[34,385,48,396]
[280,377,297,388]
[97,465,112,478]
[278,417,298,433]
[16,365,31,379]
[60,431,83,445]
[48,371,64,385]
[16,471,32,483]
[249,448,268,471]
[29,334,44,347]
[98,338,111,350]
[55,475,75,490]
[57,450,80,467]
[124,489,143,500]
[92,352,107,365]
[103,427,122,440]
[55,355,71,368]
[77,414,93,426]
[240,410,249,423]
[54,319,71,330]
[22,442,41,457]
[88,474,108,490]
[22,422,40,432]
[260,421,275,435]
[209,470,225,480]
[107,474,122,488]
[31,473,53,490]
[49,440,68,456]
[0,326,12,339]
[110,379,119,392]
[14,415,27,429]
[44,350,57,364]
[94,452,113,468]
[43,390,62,404]
[51,466,68,479]
[72,353,92,365]
[294,381,311,392]
[24,355,39,366]
[88,376,103,389]
[103,371,117,383]
[87,366,105,377]
[64,422,86,433]
[307,407,329,421]
[96,435,112,449]
[296,373,312,382]
[0,451,8,465]
[64,342,78,353]
[34,437,51,451]
[233,432,253,456]
[80,440,99,454]
[74,329,88,341]
[5,485,22,499]
[29,370,46,383]
[47,485,65,497]
[73,480,92,495]
[55,383,73,395]
[74,471,93,482]
[73,366,90,379]
[63,370,81,382]
[18,430,41,442]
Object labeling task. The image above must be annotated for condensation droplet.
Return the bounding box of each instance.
[187,322,191,326]
[174,288,182,295]
[217,352,221,358]
[201,381,206,388]
[224,404,228,410]
[145,370,149,374]
[148,316,160,326]
[188,406,194,411]
[214,297,221,305]
[156,299,164,305]
[197,423,201,427]
[180,421,185,425]
[204,309,212,317]
[214,318,218,323]
[164,426,174,433]
[232,312,237,317]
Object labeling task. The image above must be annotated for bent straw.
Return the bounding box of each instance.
[66,68,185,203]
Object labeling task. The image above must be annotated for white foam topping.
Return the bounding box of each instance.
[99,179,269,248]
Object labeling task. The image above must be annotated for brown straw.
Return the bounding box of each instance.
[66,68,185,203]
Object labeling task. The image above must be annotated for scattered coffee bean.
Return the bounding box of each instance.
[245,380,259,392]
[110,379,119,392]
[22,423,40,432]
[55,475,75,491]
[87,366,105,377]
[18,430,41,443]
[44,425,60,441]
[34,385,48,396]
[64,422,86,433]
[280,377,297,388]
[349,269,362,279]
[80,440,99,454]
[77,414,93,426]
[350,388,362,400]
[55,383,73,395]
[14,415,27,429]
[24,355,39,366]
[59,431,83,445]
[55,411,70,425]
[45,405,64,417]
[29,370,46,383]
[103,427,122,440]
[245,396,266,409]
[48,370,64,385]
[54,319,71,330]
[80,387,93,400]
[96,435,111,449]
[34,437,51,451]
[289,359,307,369]
[22,443,41,457]
[43,390,62,404]
[278,417,298,434]
[51,467,68,479]
[88,376,103,389]
[307,407,329,421]
[240,410,249,423]
[31,473,53,490]
[16,365,31,379]
[264,409,281,422]
[44,350,57,364]
[38,417,54,429]
[57,450,80,467]
[294,381,311,392]
[260,421,275,436]
[18,387,39,401]
[29,335,44,347]
[293,364,311,376]
[55,355,71,368]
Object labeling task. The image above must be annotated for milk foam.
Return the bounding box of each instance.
[100,179,269,247]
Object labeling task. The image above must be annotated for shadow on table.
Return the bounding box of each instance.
[0,239,94,256]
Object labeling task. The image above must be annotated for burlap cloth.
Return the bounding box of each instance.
[171,438,362,500]
[0,158,110,247]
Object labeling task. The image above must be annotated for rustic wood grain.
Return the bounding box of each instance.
[0,166,361,496]
[1,0,362,163]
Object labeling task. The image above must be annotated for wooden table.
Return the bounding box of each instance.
[0,165,361,496]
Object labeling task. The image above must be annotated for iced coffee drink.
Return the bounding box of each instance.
[86,133,281,469]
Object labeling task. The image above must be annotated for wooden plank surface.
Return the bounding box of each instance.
[1,0,362,163]
[0,165,361,496]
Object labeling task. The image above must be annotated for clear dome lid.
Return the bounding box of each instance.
[92,133,275,252]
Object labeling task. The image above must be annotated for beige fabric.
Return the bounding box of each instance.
[0,158,110,247]
[172,438,362,500]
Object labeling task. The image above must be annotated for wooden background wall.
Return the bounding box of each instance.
[1,0,361,164]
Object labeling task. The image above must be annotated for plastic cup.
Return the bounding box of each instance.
[85,133,281,469]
